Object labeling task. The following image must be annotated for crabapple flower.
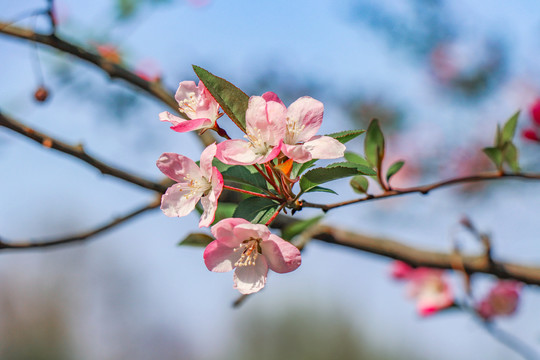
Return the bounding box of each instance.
[390,260,414,279]
[408,268,453,316]
[274,93,345,163]
[159,80,220,133]
[476,281,522,320]
[216,93,286,165]
[156,143,223,228]
[204,218,301,294]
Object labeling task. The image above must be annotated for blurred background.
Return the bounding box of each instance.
[1,0,540,359]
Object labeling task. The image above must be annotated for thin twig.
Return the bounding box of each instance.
[481,322,539,360]
[0,199,160,250]
[0,111,168,193]
[301,172,540,211]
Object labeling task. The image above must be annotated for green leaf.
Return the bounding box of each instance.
[350,175,369,194]
[344,152,372,168]
[291,160,317,178]
[364,119,385,168]
[483,147,503,169]
[304,185,338,195]
[299,166,360,194]
[178,233,213,247]
[212,202,237,225]
[326,161,376,175]
[502,142,520,172]
[282,215,324,241]
[221,165,269,191]
[501,111,520,145]
[386,160,405,183]
[193,65,249,132]
[233,197,280,224]
[326,129,365,144]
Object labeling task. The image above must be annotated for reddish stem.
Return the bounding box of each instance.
[253,164,280,192]
[265,202,287,226]
[223,185,281,201]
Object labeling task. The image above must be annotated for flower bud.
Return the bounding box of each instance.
[34,86,49,102]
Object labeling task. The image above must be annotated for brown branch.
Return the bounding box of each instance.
[0,199,160,250]
[309,224,540,286]
[0,111,169,193]
[301,172,540,211]
[0,21,216,147]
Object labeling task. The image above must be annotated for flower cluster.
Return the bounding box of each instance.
[522,98,540,143]
[391,261,454,316]
[156,79,344,294]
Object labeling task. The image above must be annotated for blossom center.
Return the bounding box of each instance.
[234,238,261,267]
[285,116,305,144]
[245,129,272,156]
[178,92,198,118]
[183,174,212,199]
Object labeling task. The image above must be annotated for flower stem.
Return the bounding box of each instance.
[223,185,281,201]
[265,202,286,226]
[252,164,280,192]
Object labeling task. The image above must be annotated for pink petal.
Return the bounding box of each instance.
[170,117,214,133]
[233,223,271,243]
[245,96,286,146]
[175,80,199,104]
[216,139,261,165]
[255,139,283,164]
[198,168,223,227]
[211,218,251,248]
[203,240,241,273]
[199,143,218,180]
[261,234,301,273]
[156,153,202,183]
[262,91,285,106]
[233,257,269,294]
[286,96,324,142]
[281,143,313,163]
[159,111,187,127]
[160,184,201,217]
[301,136,345,160]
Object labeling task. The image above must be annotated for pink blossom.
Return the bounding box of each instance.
[390,260,414,280]
[476,281,522,320]
[156,143,223,227]
[275,93,346,163]
[530,98,540,126]
[204,218,301,294]
[216,93,286,165]
[522,128,540,142]
[406,268,454,316]
[159,81,220,133]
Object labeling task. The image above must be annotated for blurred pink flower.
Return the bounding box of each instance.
[476,281,522,320]
[204,218,301,294]
[390,260,414,279]
[94,44,122,64]
[156,143,223,227]
[135,59,161,82]
[160,80,220,133]
[529,98,540,126]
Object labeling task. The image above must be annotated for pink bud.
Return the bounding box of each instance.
[529,98,540,126]
[521,128,540,142]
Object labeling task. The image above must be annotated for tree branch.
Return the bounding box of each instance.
[0,199,160,250]
[0,111,169,193]
[0,21,216,146]
[301,172,540,211]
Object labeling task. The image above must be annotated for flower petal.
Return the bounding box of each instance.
[170,117,214,133]
[174,80,198,104]
[156,152,202,183]
[203,240,241,273]
[286,96,324,142]
[160,183,200,217]
[159,111,186,127]
[246,96,286,146]
[261,234,301,273]
[216,139,261,165]
[211,218,251,248]
[199,143,218,180]
[262,91,285,106]
[233,223,271,242]
[199,168,223,228]
[301,135,346,160]
[281,143,313,163]
[233,256,268,294]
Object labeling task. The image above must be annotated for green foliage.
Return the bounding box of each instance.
[193,65,249,132]
[386,160,405,183]
[326,161,376,175]
[326,129,365,144]
[221,165,269,191]
[212,202,237,225]
[291,160,317,179]
[364,119,385,168]
[299,166,361,194]
[483,111,521,171]
[178,233,213,247]
[350,175,369,194]
[304,186,338,195]
[233,197,280,224]
[344,152,371,168]
[281,215,324,241]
